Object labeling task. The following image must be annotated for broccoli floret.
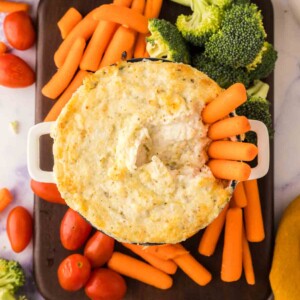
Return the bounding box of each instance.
[171,0,222,46]
[0,259,25,295]
[192,52,250,88]
[247,41,278,81]
[146,18,190,64]
[204,3,266,68]
[233,0,250,5]
[208,0,232,9]
[0,287,15,300]
[236,80,273,144]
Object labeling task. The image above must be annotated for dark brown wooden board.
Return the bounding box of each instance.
[34,0,275,299]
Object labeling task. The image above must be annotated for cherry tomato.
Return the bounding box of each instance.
[85,268,127,300]
[84,231,115,268]
[4,11,35,50]
[6,206,33,253]
[58,254,91,291]
[60,208,92,250]
[30,179,66,205]
[0,53,35,88]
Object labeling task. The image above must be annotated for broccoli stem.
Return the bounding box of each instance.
[170,0,192,7]
[247,80,269,99]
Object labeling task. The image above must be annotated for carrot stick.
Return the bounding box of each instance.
[44,70,88,121]
[93,4,149,34]
[0,1,29,13]
[202,83,247,124]
[122,243,178,274]
[144,49,150,58]
[131,0,146,13]
[54,11,98,68]
[242,226,255,285]
[113,0,134,6]
[243,179,265,242]
[142,244,189,260]
[108,252,173,289]
[198,203,229,256]
[80,21,118,71]
[99,26,136,68]
[144,0,163,18]
[221,207,243,282]
[208,116,251,140]
[133,34,147,58]
[57,7,83,40]
[42,38,86,99]
[208,159,251,181]
[231,182,247,208]
[173,244,212,286]
[0,188,13,212]
[208,141,258,162]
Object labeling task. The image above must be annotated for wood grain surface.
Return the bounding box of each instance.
[34,0,275,299]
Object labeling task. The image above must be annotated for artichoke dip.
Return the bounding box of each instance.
[52,60,232,244]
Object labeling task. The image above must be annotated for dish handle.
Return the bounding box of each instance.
[27,122,56,183]
[27,120,270,183]
[247,119,270,180]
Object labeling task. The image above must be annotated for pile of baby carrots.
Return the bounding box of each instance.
[199,179,264,284]
[42,0,163,122]
[202,83,258,182]
[110,243,212,289]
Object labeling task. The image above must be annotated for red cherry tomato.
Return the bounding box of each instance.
[84,268,127,300]
[58,254,91,291]
[4,11,35,50]
[0,53,35,88]
[6,206,33,253]
[60,208,92,250]
[30,179,66,205]
[84,231,115,268]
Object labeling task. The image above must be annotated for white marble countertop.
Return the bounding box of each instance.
[0,0,299,299]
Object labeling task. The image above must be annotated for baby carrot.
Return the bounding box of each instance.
[0,188,13,212]
[108,252,173,289]
[57,7,83,40]
[242,226,255,285]
[42,38,86,99]
[44,70,88,121]
[207,116,251,140]
[173,244,212,286]
[143,244,189,260]
[198,203,229,256]
[131,0,146,13]
[122,243,178,274]
[231,182,247,208]
[0,42,7,54]
[54,11,98,68]
[144,0,163,18]
[208,159,251,181]
[208,141,258,162]
[99,26,136,68]
[133,33,147,58]
[113,0,134,6]
[80,21,118,71]
[243,179,265,242]
[221,207,243,282]
[93,4,149,34]
[202,83,247,124]
[0,1,29,13]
